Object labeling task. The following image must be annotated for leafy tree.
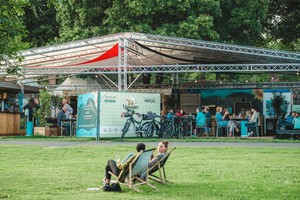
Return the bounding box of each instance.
[104,0,222,83]
[216,0,269,46]
[104,0,220,40]
[23,0,59,47]
[53,0,111,42]
[265,0,300,51]
[0,0,29,76]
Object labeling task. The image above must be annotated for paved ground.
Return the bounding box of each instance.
[0,140,299,148]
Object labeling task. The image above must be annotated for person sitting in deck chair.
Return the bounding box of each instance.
[140,141,169,180]
[103,143,146,192]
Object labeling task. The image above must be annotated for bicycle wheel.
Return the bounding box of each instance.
[163,124,174,139]
[145,124,155,138]
[121,122,130,140]
[140,122,150,138]
[177,124,184,138]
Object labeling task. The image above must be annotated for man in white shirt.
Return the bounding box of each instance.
[62,99,73,119]
[247,107,260,136]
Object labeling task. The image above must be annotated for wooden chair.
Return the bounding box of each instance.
[109,148,157,192]
[148,147,176,184]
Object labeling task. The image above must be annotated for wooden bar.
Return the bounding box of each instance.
[0,112,23,136]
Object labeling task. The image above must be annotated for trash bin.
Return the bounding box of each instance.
[26,121,33,136]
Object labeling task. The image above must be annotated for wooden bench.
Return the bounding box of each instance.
[276,129,300,139]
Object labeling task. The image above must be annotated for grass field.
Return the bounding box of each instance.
[0,139,299,200]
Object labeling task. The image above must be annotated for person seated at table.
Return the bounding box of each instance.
[246,107,260,136]
[215,106,239,136]
[62,98,73,119]
[277,111,296,130]
[194,107,206,135]
[203,106,212,134]
[176,108,186,117]
[227,114,239,136]
[245,110,252,122]
[57,105,70,136]
[166,108,174,120]
[293,112,300,129]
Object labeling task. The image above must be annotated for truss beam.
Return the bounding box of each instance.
[1,63,298,76]
[44,82,300,92]
[129,33,300,61]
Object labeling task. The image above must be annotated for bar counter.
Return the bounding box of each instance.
[0,112,23,136]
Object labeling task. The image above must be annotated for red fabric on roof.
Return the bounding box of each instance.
[73,43,119,66]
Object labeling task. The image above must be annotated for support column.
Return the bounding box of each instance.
[117,36,128,91]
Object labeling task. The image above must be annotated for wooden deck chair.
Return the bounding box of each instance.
[109,148,157,192]
[148,147,176,184]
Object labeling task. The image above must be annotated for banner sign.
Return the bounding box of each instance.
[76,92,98,137]
[99,92,160,137]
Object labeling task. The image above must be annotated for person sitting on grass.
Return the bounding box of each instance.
[103,143,146,192]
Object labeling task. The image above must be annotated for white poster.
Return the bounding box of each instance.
[99,92,160,138]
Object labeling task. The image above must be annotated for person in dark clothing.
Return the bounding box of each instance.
[57,106,67,126]
[23,98,40,123]
[103,143,146,191]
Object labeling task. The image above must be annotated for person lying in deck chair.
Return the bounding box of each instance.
[103,143,146,192]
[140,141,169,180]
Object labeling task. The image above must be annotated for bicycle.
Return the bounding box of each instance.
[120,107,144,140]
[140,111,161,138]
[162,115,193,139]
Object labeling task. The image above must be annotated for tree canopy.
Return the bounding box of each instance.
[1,0,299,81]
[0,0,28,75]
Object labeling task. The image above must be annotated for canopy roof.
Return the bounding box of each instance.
[51,77,100,96]
[0,82,39,94]
[1,32,299,91]
[1,32,298,76]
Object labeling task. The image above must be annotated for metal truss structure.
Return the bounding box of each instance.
[1,32,299,91]
[45,82,300,93]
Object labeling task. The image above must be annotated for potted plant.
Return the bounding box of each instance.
[34,89,62,136]
[270,92,289,134]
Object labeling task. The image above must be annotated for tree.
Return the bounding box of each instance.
[0,0,29,76]
[264,0,300,51]
[104,0,221,84]
[216,0,269,46]
[270,92,289,134]
[53,0,111,43]
[22,0,59,47]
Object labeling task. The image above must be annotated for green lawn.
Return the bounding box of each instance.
[0,142,299,200]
